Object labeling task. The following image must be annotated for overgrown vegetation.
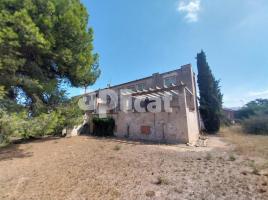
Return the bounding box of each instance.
[0,98,84,143]
[221,126,268,170]
[242,115,268,135]
[92,117,115,137]
[236,99,268,135]
[196,50,223,134]
[221,126,268,159]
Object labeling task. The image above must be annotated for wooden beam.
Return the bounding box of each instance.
[132,84,185,97]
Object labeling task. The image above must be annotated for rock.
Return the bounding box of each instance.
[258,188,266,193]
[241,171,247,175]
[145,191,155,197]
[174,188,183,194]
[195,138,208,147]
[260,169,268,176]
[261,182,267,186]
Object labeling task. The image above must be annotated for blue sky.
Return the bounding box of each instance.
[69,0,268,107]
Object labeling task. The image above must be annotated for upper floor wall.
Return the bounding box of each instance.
[108,64,196,94]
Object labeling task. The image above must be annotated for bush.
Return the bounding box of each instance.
[92,117,115,137]
[56,98,84,129]
[0,110,63,140]
[242,114,268,135]
[0,98,84,144]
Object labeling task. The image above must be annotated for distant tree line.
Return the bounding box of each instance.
[235,99,268,135]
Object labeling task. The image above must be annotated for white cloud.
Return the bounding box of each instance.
[224,89,268,108]
[177,0,201,22]
[248,90,268,98]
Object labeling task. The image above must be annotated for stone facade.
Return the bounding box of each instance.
[85,64,200,144]
[223,108,235,122]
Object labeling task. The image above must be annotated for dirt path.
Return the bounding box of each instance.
[0,136,267,200]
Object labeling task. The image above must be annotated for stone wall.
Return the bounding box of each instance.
[85,64,200,144]
[105,84,199,144]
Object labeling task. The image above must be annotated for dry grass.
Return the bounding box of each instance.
[153,176,170,185]
[113,144,121,151]
[220,125,268,169]
[145,190,155,197]
[0,135,267,199]
[228,154,236,161]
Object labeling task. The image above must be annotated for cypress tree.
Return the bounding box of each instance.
[197,50,223,133]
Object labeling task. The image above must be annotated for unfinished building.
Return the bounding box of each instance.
[83,64,200,144]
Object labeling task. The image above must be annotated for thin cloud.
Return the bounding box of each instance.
[248,90,268,97]
[223,89,268,108]
[177,0,201,22]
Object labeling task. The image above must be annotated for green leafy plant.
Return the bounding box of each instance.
[0,98,84,144]
[0,0,100,115]
[235,99,268,120]
[242,114,268,135]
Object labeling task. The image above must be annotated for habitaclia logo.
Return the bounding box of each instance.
[78,89,174,116]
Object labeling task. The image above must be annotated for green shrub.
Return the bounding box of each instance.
[0,110,62,140]
[0,86,6,100]
[0,99,84,144]
[92,117,115,137]
[55,98,84,129]
[242,114,268,135]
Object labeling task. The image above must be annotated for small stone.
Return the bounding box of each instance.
[262,182,267,186]
[174,188,183,194]
[260,169,268,176]
[258,188,266,193]
[145,190,155,197]
[241,171,247,175]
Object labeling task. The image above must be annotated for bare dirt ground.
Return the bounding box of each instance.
[0,134,267,200]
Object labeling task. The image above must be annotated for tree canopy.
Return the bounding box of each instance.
[0,0,100,114]
[235,99,268,119]
[197,50,223,133]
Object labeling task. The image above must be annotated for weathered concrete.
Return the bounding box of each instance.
[85,64,200,144]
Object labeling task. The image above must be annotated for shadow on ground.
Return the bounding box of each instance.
[81,134,178,146]
[0,144,33,161]
[0,137,62,162]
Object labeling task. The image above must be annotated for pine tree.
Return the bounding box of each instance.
[197,50,223,133]
[0,0,100,115]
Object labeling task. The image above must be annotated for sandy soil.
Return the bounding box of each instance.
[0,136,267,200]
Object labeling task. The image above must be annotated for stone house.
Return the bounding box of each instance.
[83,64,201,144]
[223,108,235,122]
